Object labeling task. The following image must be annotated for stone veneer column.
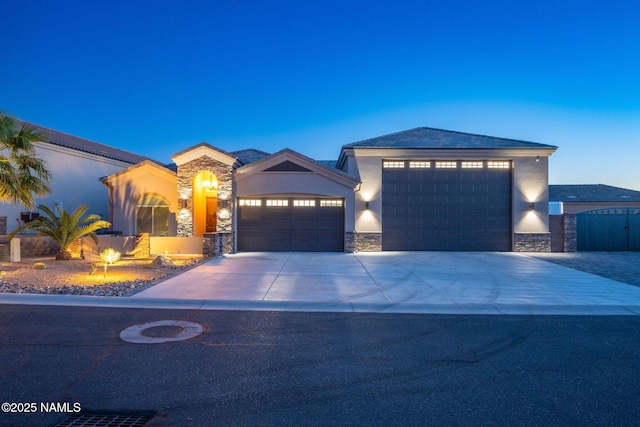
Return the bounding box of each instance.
[563,214,577,252]
[176,156,234,253]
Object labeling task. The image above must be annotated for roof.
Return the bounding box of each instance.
[344,127,558,150]
[316,160,338,168]
[171,142,237,164]
[235,148,360,186]
[231,148,271,165]
[100,159,176,184]
[14,118,155,165]
[549,184,640,202]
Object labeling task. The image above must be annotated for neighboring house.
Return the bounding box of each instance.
[0,119,154,235]
[102,126,557,253]
[549,184,640,214]
[549,184,640,251]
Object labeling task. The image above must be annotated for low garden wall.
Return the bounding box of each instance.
[1,233,208,261]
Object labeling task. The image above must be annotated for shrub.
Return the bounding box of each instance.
[33,262,46,270]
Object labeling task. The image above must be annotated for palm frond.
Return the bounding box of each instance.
[9,204,111,255]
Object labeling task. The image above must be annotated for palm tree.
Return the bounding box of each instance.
[0,113,52,209]
[9,204,111,260]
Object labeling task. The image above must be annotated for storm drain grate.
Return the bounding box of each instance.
[54,412,154,427]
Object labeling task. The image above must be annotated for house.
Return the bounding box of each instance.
[2,119,559,253]
[549,184,640,214]
[101,126,558,254]
[0,119,154,235]
[549,184,640,251]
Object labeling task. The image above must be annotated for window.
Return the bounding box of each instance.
[266,199,288,207]
[136,196,169,236]
[487,161,511,169]
[461,161,483,169]
[239,199,262,206]
[435,161,457,169]
[409,161,431,168]
[383,161,405,168]
[293,200,316,207]
[320,199,343,207]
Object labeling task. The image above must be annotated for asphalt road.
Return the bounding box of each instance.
[1,305,640,426]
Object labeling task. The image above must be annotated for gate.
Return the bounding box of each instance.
[576,208,640,251]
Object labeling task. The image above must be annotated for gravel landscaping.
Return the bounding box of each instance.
[0,254,205,296]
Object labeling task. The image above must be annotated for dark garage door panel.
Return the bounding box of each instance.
[382,167,512,251]
[238,198,344,252]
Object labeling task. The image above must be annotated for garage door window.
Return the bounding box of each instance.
[320,200,343,207]
[435,161,457,168]
[461,161,483,169]
[383,161,405,168]
[239,199,262,206]
[409,161,431,168]
[487,161,511,169]
[293,200,316,207]
[266,199,289,206]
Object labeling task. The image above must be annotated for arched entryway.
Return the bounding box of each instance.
[192,171,218,237]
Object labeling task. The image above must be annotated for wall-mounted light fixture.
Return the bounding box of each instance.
[365,201,370,210]
[529,202,535,211]
[536,156,540,162]
[180,198,189,210]
[201,172,218,191]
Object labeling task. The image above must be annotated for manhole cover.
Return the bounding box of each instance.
[55,411,154,426]
[119,320,204,344]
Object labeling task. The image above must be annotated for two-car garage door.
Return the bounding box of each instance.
[382,160,512,251]
[237,198,344,252]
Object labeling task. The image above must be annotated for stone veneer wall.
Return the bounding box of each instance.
[345,232,382,252]
[563,214,577,252]
[176,156,234,253]
[202,232,235,257]
[513,233,552,252]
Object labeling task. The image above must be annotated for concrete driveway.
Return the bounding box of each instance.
[126,251,640,315]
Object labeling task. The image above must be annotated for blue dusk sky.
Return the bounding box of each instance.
[2,0,640,190]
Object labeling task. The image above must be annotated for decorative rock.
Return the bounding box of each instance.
[151,255,175,268]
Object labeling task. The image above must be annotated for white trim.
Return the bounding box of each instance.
[171,145,236,166]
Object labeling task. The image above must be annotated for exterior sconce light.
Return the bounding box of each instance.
[218,209,230,219]
[201,172,218,191]
[180,199,189,209]
[529,202,535,211]
[536,156,540,162]
[365,201,370,210]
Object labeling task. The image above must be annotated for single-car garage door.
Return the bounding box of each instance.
[237,197,345,252]
[382,160,512,251]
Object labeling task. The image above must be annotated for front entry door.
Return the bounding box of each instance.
[206,197,217,233]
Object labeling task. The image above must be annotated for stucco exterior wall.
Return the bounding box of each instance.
[512,156,550,234]
[2,142,133,234]
[348,155,382,233]
[105,166,177,235]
